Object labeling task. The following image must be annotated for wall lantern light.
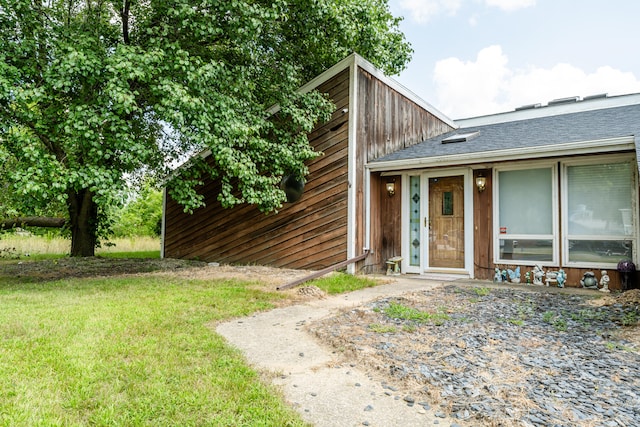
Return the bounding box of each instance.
[475,174,487,192]
[385,180,396,197]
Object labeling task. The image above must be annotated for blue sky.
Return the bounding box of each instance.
[387,0,640,119]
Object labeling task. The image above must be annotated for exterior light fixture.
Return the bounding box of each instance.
[385,181,396,197]
[475,174,487,192]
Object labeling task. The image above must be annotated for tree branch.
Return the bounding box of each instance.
[1,217,67,229]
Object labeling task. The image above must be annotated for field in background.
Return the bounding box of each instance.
[0,235,160,258]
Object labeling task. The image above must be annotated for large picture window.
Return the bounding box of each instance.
[564,160,635,266]
[495,156,636,268]
[495,166,557,263]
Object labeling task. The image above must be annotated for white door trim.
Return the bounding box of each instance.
[402,168,474,278]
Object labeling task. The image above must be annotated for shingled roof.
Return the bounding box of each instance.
[369,95,640,171]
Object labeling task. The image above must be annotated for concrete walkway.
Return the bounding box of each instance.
[216,277,460,427]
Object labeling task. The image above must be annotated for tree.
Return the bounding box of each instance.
[111,183,163,237]
[0,0,412,256]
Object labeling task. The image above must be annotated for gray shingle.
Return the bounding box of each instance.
[372,104,640,163]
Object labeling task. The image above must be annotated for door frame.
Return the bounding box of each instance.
[401,167,475,277]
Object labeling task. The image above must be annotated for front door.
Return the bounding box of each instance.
[428,176,465,268]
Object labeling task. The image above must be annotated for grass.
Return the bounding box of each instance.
[308,272,380,294]
[0,273,308,426]
[368,323,397,333]
[0,234,160,260]
[383,302,450,325]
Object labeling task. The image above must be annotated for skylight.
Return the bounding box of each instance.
[442,131,480,144]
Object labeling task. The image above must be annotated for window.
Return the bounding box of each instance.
[563,160,635,266]
[495,165,557,264]
[495,156,637,268]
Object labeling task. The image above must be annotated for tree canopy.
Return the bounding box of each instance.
[0,0,412,256]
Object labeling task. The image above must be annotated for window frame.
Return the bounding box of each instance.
[493,161,559,266]
[561,154,637,269]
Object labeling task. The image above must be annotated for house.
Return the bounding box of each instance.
[162,54,640,290]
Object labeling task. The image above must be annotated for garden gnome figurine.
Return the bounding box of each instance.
[599,270,610,293]
[525,271,531,284]
[533,265,544,285]
[556,269,566,288]
[494,267,502,283]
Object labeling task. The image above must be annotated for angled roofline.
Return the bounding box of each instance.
[457,93,640,127]
[298,53,457,129]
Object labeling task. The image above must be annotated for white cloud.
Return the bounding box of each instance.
[397,0,533,22]
[484,0,536,11]
[398,0,462,22]
[433,45,640,118]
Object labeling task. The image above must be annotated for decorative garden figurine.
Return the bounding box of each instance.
[494,267,502,283]
[580,271,598,289]
[616,260,636,290]
[525,271,531,284]
[532,265,545,285]
[502,269,508,283]
[508,267,521,283]
[545,270,558,287]
[599,270,610,293]
[556,269,566,288]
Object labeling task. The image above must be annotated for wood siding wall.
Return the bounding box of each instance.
[356,69,454,271]
[367,173,402,273]
[473,169,494,280]
[163,70,351,270]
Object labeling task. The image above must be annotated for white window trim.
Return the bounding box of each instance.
[561,154,638,269]
[493,161,559,266]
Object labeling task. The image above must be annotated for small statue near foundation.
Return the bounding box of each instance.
[532,265,545,286]
[525,271,531,284]
[494,267,502,283]
[507,267,521,283]
[599,270,610,293]
[580,271,598,289]
[556,269,566,288]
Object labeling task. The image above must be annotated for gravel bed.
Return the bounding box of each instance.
[312,286,640,426]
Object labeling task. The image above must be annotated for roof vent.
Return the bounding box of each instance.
[548,96,580,106]
[442,131,480,144]
[583,93,608,101]
[515,103,541,111]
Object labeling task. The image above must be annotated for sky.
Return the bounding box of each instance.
[386,0,640,119]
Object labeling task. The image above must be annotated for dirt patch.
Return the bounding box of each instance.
[0,257,208,282]
[0,258,318,300]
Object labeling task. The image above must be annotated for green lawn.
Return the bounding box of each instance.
[0,275,307,426]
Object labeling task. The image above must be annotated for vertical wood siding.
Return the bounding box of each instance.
[366,173,402,273]
[473,169,494,280]
[356,69,454,271]
[163,70,350,270]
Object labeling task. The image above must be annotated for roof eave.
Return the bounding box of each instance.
[366,136,636,172]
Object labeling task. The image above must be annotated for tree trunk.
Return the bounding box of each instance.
[68,188,98,257]
[0,217,67,229]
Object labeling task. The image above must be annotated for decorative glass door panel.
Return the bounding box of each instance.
[428,176,465,268]
[409,176,421,266]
